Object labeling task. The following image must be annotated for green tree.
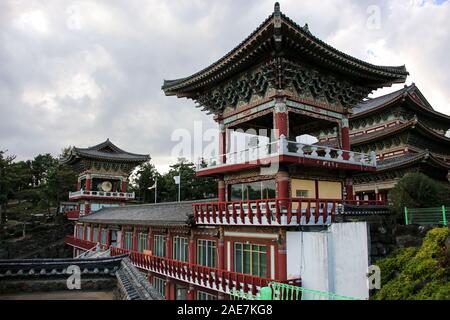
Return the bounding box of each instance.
[133,161,161,203]
[390,172,450,217]
[31,153,58,186]
[0,150,17,224]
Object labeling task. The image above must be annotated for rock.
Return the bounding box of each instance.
[396,234,422,248]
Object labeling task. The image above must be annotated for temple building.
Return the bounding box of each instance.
[60,139,150,220]
[62,3,443,300]
[316,84,450,202]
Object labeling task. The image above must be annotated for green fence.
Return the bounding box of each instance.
[230,282,360,300]
[404,206,449,226]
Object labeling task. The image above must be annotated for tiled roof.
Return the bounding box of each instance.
[377,151,450,171]
[61,139,150,164]
[79,200,215,226]
[162,3,407,95]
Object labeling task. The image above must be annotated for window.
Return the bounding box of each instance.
[230,180,276,201]
[296,190,309,198]
[100,229,108,245]
[154,235,166,257]
[234,243,267,277]
[197,291,217,300]
[124,232,133,250]
[197,239,216,268]
[173,236,189,262]
[137,233,148,253]
[176,285,187,300]
[76,226,84,239]
[86,226,91,241]
[92,227,99,242]
[153,277,166,297]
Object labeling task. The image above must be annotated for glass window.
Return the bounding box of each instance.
[86,226,91,241]
[76,225,84,239]
[176,285,187,300]
[230,180,276,201]
[124,232,133,250]
[197,291,217,300]
[154,235,167,257]
[173,236,189,262]
[100,229,108,245]
[296,190,309,198]
[138,233,148,253]
[197,239,216,268]
[153,277,166,297]
[92,227,99,242]
[234,243,267,277]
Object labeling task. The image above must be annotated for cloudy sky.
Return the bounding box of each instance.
[1,0,449,173]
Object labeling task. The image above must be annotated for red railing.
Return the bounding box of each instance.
[193,198,387,226]
[66,210,80,220]
[110,247,271,296]
[64,235,97,251]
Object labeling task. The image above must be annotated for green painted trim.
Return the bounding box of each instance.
[286,100,343,120]
[404,207,409,225]
[442,205,447,226]
[223,100,276,125]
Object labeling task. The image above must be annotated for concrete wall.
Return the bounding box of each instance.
[287,222,369,299]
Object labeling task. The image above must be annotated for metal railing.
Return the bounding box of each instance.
[196,135,376,171]
[230,282,361,300]
[404,206,449,226]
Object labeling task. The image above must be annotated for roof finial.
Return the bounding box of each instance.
[274,2,280,15]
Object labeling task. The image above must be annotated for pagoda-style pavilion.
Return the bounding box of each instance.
[316,84,450,201]
[66,3,415,300]
[60,139,150,220]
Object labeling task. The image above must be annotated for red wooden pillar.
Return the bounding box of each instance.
[219,122,227,164]
[106,228,111,248]
[274,100,289,139]
[85,201,91,215]
[132,227,138,251]
[147,227,153,255]
[90,225,94,243]
[85,175,91,191]
[218,179,226,202]
[217,227,225,270]
[187,285,196,300]
[341,118,350,160]
[276,168,290,199]
[77,180,81,191]
[189,233,196,264]
[345,177,354,201]
[277,230,287,282]
[166,231,172,259]
[121,179,127,193]
[165,279,172,300]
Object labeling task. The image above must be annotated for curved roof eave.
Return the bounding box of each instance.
[161,5,408,95]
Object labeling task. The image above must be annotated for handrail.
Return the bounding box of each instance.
[193,198,387,226]
[69,190,135,199]
[196,136,376,170]
[110,246,271,295]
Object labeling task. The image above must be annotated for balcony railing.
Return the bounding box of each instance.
[197,135,376,172]
[69,190,135,200]
[66,210,80,220]
[110,247,271,296]
[193,198,386,226]
[64,235,98,251]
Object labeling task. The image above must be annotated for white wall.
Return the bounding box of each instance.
[287,222,369,300]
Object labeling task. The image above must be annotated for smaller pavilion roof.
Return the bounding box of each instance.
[60,139,150,165]
[78,200,214,227]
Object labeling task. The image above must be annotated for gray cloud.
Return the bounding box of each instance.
[0,0,448,172]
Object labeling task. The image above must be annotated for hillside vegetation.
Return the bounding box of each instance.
[373,227,450,300]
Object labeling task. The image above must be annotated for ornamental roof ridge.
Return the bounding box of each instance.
[60,139,150,165]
